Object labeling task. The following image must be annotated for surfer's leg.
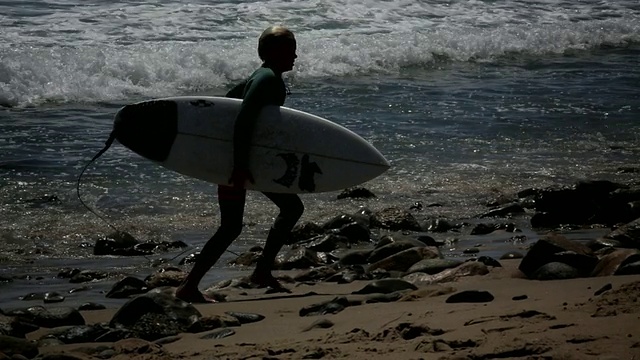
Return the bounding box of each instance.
[176,186,246,302]
[251,192,303,287]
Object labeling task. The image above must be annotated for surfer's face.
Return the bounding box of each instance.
[268,40,297,73]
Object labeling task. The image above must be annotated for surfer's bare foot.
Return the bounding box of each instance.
[175,286,217,304]
[249,273,291,293]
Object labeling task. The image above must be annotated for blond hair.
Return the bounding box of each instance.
[258,26,295,61]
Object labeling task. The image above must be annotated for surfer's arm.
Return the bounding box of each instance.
[231,73,281,179]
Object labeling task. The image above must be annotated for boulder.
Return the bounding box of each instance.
[591,249,640,276]
[0,335,38,359]
[6,306,84,328]
[518,234,596,278]
[531,262,580,280]
[368,247,440,273]
[370,207,422,231]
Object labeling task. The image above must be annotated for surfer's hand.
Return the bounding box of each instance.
[229,168,254,188]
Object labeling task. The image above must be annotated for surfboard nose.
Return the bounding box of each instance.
[113,100,178,162]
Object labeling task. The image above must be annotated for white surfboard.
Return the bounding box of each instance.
[113,96,390,193]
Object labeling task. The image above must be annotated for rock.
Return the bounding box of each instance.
[416,235,442,247]
[187,315,240,333]
[0,315,38,338]
[446,290,494,303]
[294,266,338,282]
[109,288,201,341]
[500,251,524,260]
[6,306,85,328]
[368,241,418,263]
[228,250,261,266]
[43,292,65,304]
[364,292,404,303]
[337,222,371,243]
[325,266,370,284]
[532,262,580,280]
[113,338,163,355]
[337,187,376,199]
[403,261,489,286]
[77,303,106,311]
[463,248,479,254]
[93,231,140,256]
[0,335,38,359]
[199,328,235,340]
[275,248,324,270]
[43,323,118,344]
[470,223,498,235]
[224,312,265,324]
[338,250,372,266]
[591,249,640,276]
[322,213,369,230]
[299,297,353,317]
[69,270,109,284]
[368,247,440,273]
[518,234,596,278]
[404,259,463,275]
[616,260,640,275]
[480,203,525,218]
[594,284,612,296]
[179,252,199,265]
[352,279,417,294]
[291,222,324,243]
[145,269,187,289]
[425,219,459,232]
[370,207,422,231]
[471,256,502,268]
[106,277,148,299]
[602,217,640,249]
[301,234,349,253]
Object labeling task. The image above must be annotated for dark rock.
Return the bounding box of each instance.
[18,293,45,301]
[370,207,422,231]
[591,249,640,276]
[145,270,187,289]
[0,315,38,338]
[69,270,109,284]
[470,256,502,268]
[337,187,376,199]
[405,259,463,275]
[602,217,640,249]
[301,234,349,253]
[368,247,440,272]
[299,297,352,317]
[338,250,372,266]
[415,235,442,247]
[616,260,640,275]
[364,292,404,303]
[425,219,459,232]
[106,276,148,299]
[480,203,526,218]
[57,268,81,279]
[322,213,369,230]
[532,262,580,280]
[446,290,494,303]
[403,262,489,286]
[7,306,84,328]
[229,250,261,266]
[291,222,324,243]
[518,234,596,278]
[109,287,201,341]
[471,223,498,235]
[294,266,338,282]
[179,252,199,265]
[199,328,235,340]
[0,335,38,358]
[337,222,371,243]
[368,240,417,263]
[93,231,140,256]
[352,279,417,295]
[187,315,240,333]
[500,251,524,260]
[594,284,612,296]
[325,266,370,284]
[224,312,265,324]
[43,292,65,304]
[463,248,479,254]
[275,248,324,270]
[44,323,116,344]
[78,303,106,311]
[512,295,528,301]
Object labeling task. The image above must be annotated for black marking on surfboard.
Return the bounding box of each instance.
[190,99,214,107]
[299,154,322,192]
[273,153,300,188]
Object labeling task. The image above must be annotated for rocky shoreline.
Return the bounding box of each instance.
[2,179,640,359]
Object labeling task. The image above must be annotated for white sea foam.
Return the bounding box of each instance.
[0,0,638,106]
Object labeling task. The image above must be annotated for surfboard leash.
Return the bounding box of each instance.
[76,131,119,232]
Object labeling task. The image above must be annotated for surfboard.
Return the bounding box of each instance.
[112,96,390,193]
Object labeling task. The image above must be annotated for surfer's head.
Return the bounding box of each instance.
[258,26,297,73]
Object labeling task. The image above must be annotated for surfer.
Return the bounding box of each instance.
[176,26,302,303]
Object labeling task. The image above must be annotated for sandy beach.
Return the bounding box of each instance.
[22,259,640,360]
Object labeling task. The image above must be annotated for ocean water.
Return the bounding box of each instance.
[1,0,639,309]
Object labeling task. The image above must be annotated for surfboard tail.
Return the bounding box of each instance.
[113,100,179,162]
